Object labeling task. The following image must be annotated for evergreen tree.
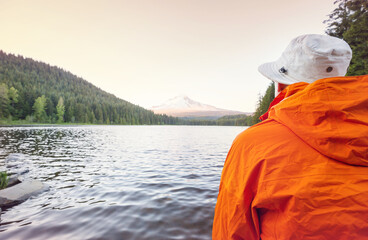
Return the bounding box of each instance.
[33,95,47,122]
[46,97,56,122]
[324,0,351,38]
[8,86,19,117]
[252,82,275,125]
[343,0,368,75]
[325,0,368,75]
[56,97,65,123]
[95,105,103,124]
[0,83,9,118]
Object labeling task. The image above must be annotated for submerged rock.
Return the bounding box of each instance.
[7,176,21,188]
[0,180,44,208]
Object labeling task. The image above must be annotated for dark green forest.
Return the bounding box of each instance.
[0,51,180,125]
[0,50,257,126]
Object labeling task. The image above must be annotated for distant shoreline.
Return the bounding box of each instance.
[0,116,252,127]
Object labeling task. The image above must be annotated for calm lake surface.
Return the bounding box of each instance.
[0,125,246,240]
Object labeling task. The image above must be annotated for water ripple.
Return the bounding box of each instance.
[0,125,245,239]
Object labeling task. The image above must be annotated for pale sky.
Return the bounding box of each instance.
[0,0,335,112]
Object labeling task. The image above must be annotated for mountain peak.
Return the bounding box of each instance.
[152,95,217,111]
[151,96,245,118]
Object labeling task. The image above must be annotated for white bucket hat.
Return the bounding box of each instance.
[258,34,352,85]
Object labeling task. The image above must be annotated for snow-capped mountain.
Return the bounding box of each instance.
[150,95,247,118]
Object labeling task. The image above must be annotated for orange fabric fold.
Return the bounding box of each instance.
[213,75,368,240]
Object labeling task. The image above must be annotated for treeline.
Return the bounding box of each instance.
[183,114,253,126]
[0,51,179,125]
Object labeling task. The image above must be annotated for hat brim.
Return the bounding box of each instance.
[258,62,298,85]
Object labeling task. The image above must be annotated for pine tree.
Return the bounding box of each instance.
[325,0,368,75]
[8,86,19,118]
[56,97,65,123]
[0,83,9,118]
[252,82,275,124]
[324,0,351,38]
[33,95,47,122]
[343,0,368,75]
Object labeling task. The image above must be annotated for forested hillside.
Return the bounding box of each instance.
[0,51,179,125]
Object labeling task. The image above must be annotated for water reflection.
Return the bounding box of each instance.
[0,125,245,240]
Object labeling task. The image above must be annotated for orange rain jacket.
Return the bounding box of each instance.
[213,75,368,240]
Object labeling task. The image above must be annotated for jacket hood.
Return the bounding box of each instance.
[268,75,368,166]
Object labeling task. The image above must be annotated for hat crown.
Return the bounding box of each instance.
[259,34,352,85]
[304,34,351,57]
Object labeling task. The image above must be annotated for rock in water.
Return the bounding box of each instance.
[7,177,21,188]
[0,180,44,208]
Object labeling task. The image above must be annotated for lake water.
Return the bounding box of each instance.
[0,125,246,240]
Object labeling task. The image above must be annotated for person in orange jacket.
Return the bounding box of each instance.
[212,34,368,240]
